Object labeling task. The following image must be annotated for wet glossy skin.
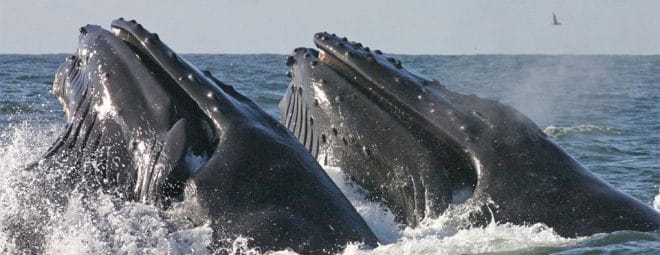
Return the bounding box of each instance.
[280,32,660,237]
[24,21,379,254]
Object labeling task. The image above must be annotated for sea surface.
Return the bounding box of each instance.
[0,54,658,254]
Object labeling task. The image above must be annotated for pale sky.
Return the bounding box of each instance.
[1,0,659,54]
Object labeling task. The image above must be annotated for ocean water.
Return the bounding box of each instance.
[0,54,658,254]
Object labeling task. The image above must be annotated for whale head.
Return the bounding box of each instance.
[280,32,660,236]
[47,19,265,206]
[280,34,488,225]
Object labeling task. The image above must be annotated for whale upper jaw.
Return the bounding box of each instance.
[310,32,541,143]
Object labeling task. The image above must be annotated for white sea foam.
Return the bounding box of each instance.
[337,197,578,255]
[543,124,623,138]
[342,222,577,255]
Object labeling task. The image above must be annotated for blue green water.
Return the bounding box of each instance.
[0,54,658,254]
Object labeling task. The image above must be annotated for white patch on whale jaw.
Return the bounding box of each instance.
[94,85,117,120]
[312,80,331,107]
[94,67,118,120]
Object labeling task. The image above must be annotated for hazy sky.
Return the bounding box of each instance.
[1,0,659,54]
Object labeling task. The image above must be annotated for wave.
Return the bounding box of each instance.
[543,124,623,138]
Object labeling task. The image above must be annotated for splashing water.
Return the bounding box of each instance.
[0,123,213,254]
[324,166,402,244]
[339,202,578,255]
[654,188,660,212]
[325,166,581,255]
[343,222,577,255]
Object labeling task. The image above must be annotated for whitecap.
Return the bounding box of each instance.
[544,124,623,138]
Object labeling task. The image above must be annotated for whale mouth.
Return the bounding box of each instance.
[280,33,480,224]
[109,20,221,177]
[106,20,225,176]
[50,19,242,205]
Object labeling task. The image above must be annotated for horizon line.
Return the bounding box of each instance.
[2,52,660,56]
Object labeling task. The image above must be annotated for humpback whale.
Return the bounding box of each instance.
[279,32,660,237]
[21,22,378,254]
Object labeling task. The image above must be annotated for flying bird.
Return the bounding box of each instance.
[552,12,561,25]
